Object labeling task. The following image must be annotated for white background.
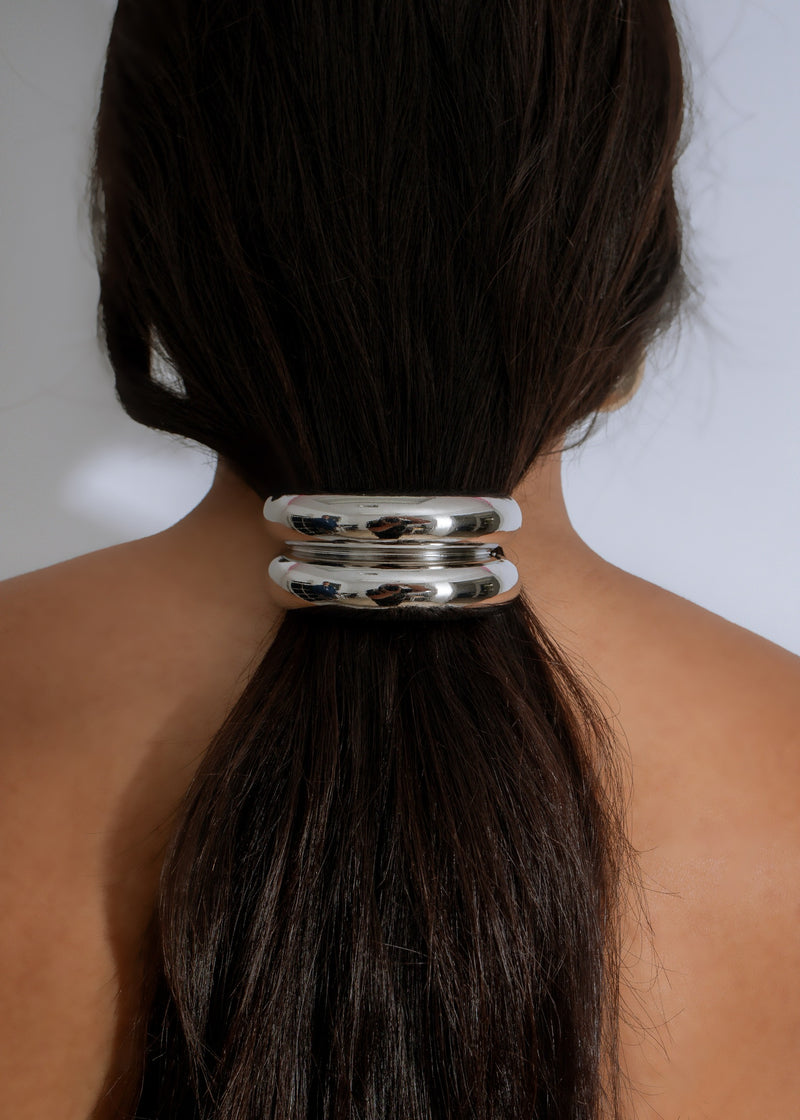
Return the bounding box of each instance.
[0,0,797,652]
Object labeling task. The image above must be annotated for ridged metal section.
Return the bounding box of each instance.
[284,539,503,568]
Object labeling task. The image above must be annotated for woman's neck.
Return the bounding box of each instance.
[155,449,605,613]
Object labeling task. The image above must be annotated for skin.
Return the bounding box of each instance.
[0,378,798,1118]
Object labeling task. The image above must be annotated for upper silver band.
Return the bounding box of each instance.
[262,493,522,541]
[263,493,522,610]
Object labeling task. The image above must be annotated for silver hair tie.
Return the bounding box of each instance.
[263,494,522,610]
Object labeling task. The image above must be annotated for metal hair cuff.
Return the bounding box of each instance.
[263,494,522,610]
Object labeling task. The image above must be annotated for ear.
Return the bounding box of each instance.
[597,354,646,414]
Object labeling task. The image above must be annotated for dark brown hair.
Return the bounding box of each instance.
[89,2,686,1115]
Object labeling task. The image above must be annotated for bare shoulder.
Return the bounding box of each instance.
[0,543,170,737]
[579,568,800,1117]
[575,562,800,878]
[0,536,272,745]
[0,550,158,1118]
[0,541,267,880]
[570,562,800,779]
[0,542,271,1119]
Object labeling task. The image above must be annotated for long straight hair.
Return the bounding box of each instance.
[89,2,686,1115]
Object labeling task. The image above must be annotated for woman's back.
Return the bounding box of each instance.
[1,456,798,1118]
[4,0,797,1115]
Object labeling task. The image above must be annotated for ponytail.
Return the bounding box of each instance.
[89,1,686,1114]
[129,601,634,1117]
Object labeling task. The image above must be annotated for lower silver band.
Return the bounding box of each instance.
[268,551,519,609]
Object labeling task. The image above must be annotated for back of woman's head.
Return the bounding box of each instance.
[90,2,686,1116]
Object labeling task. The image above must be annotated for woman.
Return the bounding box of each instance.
[0,1,798,1117]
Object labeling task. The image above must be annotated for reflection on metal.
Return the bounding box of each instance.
[262,494,522,540]
[263,494,522,610]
